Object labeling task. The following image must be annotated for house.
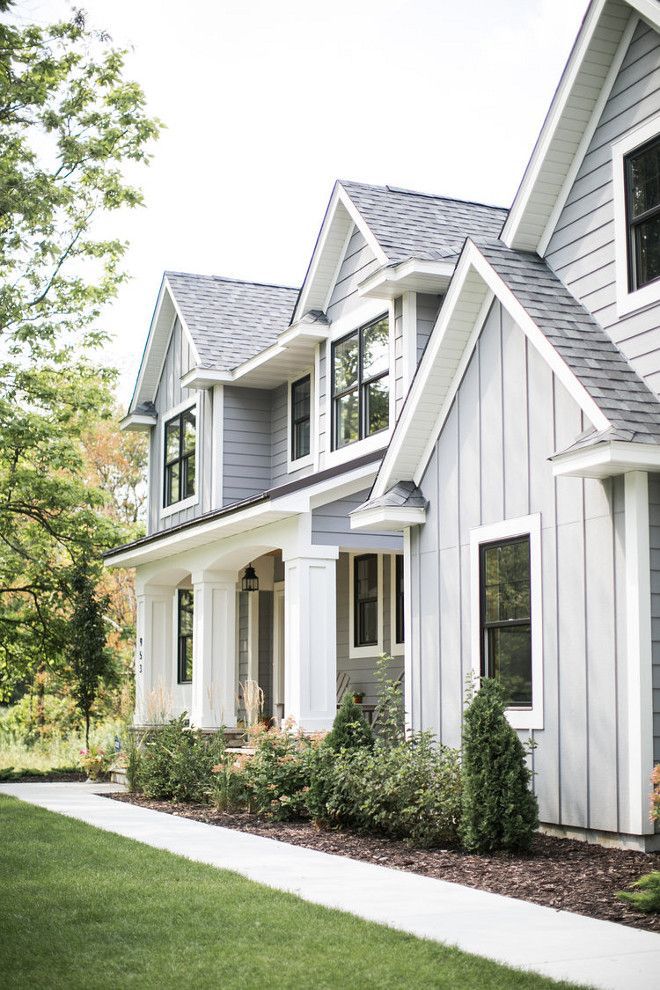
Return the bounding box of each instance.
[106,0,660,850]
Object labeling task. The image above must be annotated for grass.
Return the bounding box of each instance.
[0,796,585,990]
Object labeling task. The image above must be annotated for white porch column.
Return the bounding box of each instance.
[190,570,237,729]
[283,549,339,731]
[134,585,173,726]
[623,471,654,836]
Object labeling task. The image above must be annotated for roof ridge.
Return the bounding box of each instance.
[338,178,508,213]
[164,270,299,292]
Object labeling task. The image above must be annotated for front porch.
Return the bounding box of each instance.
[133,517,403,733]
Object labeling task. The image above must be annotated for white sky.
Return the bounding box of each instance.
[25,0,588,405]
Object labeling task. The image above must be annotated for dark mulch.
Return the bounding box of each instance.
[1,770,86,783]
[108,793,660,934]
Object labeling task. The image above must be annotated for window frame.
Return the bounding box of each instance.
[469,514,543,730]
[160,396,200,519]
[176,587,194,684]
[348,552,383,659]
[613,115,660,316]
[390,553,404,656]
[288,370,314,470]
[625,135,660,294]
[331,313,390,452]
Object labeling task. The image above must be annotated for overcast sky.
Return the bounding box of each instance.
[26,0,588,405]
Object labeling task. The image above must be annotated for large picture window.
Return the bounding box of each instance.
[353,554,379,648]
[625,136,660,292]
[479,536,532,708]
[291,374,311,461]
[177,589,194,684]
[164,406,196,507]
[332,315,389,449]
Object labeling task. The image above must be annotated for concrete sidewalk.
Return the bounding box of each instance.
[2,782,659,990]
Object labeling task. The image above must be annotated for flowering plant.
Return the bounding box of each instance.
[79,746,112,781]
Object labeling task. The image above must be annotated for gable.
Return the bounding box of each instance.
[545,19,660,393]
[325,225,380,323]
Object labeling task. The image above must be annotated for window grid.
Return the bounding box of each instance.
[331,315,389,450]
[353,553,378,648]
[164,407,196,508]
[625,135,660,292]
[291,374,311,461]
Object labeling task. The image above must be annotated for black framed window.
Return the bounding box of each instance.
[164,406,196,507]
[395,554,404,645]
[332,315,389,449]
[177,589,194,684]
[480,536,532,708]
[625,136,660,291]
[291,374,311,461]
[354,554,378,647]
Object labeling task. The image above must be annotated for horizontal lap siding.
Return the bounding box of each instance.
[149,319,212,534]
[649,475,660,764]
[416,293,443,365]
[223,386,271,504]
[326,227,380,324]
[412,300,626,833]
[545,20,660,395]
[270,383,316,487]
[312,490,403,552]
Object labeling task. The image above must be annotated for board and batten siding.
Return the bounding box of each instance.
[222,386,271,505]
[149,318,213,534]
[649,474,660,763]
[336,552,403,706]
[545,20,660,395]
[410,299,635,835]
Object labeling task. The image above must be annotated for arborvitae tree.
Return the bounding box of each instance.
[326,693,374,752]
[68,565,116,748]
[459,678,538,852]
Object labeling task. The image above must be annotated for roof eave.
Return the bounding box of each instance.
[551,439,660,479]
[358,258,454,300]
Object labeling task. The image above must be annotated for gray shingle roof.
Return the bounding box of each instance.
[165,272,298,372]
[340,181,507,264]
[477,241,660,446]
[353,480,428,515]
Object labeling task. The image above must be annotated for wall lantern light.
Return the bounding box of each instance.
[242,563,259,593]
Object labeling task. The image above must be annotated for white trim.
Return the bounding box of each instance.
[162,279,201,367]
[120,413,157,432]
[372,241,611,500]
[287,367,315,472]
[211,384,223,507]
[358,258,453,300]
[158,394,200,520]
[247,589,259,683]
[538,13,638,256]
[273,583,285,711]
[401,291,417,392]
[350,503,426,532]
[389,553,404,658]
[322,221,354,314]
[402,528,413,735]
[180,367,232,389]
[324,305,394,470]
[552,438,660,479]
[623,471,655,836]
[348,551,384,660]
[314,343,321,472]
[469,514,544,731]
[613,112,660,316]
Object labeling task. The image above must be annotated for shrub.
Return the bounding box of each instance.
[79,745,113,781]
[137,714,227,803]
[208,750,250,811]
[616,871,660,914]
[240,725,317,820]
[308,734,462,848]
[460,678,538,853]
[373,654,405,747]
[652,765,660,823]
[325,694,373,752]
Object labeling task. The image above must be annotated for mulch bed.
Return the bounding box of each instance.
[2,771,86,783]
[108,793,659,934]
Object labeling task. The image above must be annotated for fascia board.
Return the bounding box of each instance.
[128,276,169,412]
[358,258,454,298]
[163,276,201,366]
[119,414,157,432]
[349,505,426,532]
[552,440,660,478]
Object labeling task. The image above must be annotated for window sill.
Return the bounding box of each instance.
[616,277,660,318]
[506,707,543,731]
[287,451,314,473]
[160,494,199,519]
[326,429,391,470]
[349,641,383,660]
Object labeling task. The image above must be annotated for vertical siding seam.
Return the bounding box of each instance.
[553,374,562,825]
[457,392,464,733]
[477,339,483,527]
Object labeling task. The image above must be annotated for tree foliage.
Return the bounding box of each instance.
[459,678,538,853]
[0,3,160,698]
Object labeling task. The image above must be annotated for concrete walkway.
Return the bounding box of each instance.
[2,783,660,990]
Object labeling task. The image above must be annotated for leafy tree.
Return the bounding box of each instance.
[0,3,160,697]
[459,678,538,852]
[325,693,374,752]
[67,562,116,748]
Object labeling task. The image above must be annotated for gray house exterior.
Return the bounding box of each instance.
[108,0,660,850]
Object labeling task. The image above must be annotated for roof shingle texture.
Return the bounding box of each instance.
[478,241,660,445]
[165,272,298,372]
[353,480,428,514]
[340,180,508,263]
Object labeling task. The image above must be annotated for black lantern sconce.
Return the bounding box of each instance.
[242,563,259,593]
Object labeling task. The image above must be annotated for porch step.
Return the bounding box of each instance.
[109,767,127,786]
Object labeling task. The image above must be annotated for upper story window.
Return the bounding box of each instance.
[164,406,196,508]
[177,588,194,684]
[332,315,389,449]
[479,536,531,709]
[291,374,311,461]
[625,136,660,292]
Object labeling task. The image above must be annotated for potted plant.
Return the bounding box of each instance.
[352,692,364,704]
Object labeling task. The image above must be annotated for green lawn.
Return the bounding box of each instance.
[0,795,584,990]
